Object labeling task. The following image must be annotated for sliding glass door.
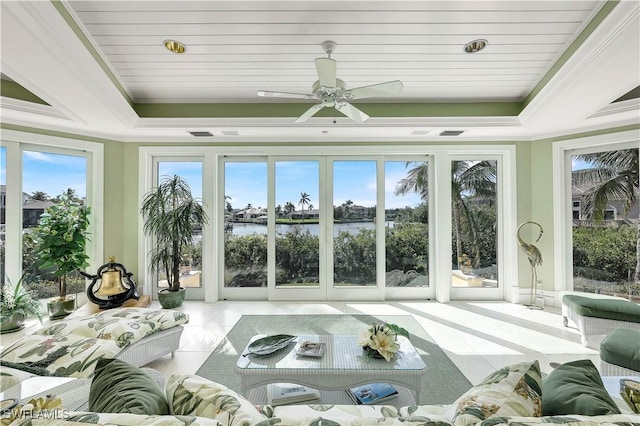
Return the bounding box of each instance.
[153,159,205,300]
[219,155,436,301]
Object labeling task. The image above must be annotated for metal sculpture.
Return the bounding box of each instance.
[80,257,139,309]
[517,221,543,309]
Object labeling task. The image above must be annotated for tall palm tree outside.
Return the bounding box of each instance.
[572,148,639,283]
[395,160,497,268]
[299,192,310,222]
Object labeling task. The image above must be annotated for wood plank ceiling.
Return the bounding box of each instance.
[67,1,603,104]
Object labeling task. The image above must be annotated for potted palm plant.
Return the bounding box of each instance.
[0,275,42,333]
[140,175,208,308]
[33,194,91,319]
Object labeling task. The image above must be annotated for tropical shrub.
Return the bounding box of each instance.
[573,225,635,282]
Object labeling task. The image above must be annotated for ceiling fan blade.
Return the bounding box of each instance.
[347,80,404,99]
[335,102,369,123]
[257,90,314,100]
[294,103,325,123]
[314,58,337,88]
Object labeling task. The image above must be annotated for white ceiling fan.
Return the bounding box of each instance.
[257,41,404,123]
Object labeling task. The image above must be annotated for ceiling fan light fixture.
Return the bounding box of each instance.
[163,39,186,54]
[463,39,488,53]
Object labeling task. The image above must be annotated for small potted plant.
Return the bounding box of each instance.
[140,175,208,308]
[1,275,42,333]
[33,194,90,319]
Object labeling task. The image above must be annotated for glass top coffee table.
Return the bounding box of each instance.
[235,334,427,406]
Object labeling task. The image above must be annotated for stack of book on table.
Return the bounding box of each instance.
[267,383,321,406]
[346,382,399,405]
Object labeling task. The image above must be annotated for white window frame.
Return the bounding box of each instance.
[141,144,517,303]
[552,129,639,304]
[1,129,103,285]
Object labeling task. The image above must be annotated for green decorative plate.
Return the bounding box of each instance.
[247,334,296,355]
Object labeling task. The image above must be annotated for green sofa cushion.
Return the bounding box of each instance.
[562,295,640,323]
[542,359,620,416]
[600,328,640,371]
[89,358,169,415]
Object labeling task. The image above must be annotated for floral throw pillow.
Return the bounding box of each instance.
[166,374,278,426]
[451,360,542,426]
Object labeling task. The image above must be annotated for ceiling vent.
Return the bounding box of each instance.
[188,131,213,137]
[221,130,239,136]
[439,130,465,136]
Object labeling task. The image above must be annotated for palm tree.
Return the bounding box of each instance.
[572,148,639,282]
[29,191,49,201]
[224,195,233,213]
[284,201,296,217]
[299,192,310,222]
[395,160,497,268]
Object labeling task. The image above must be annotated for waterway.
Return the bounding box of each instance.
[229,221,393,237]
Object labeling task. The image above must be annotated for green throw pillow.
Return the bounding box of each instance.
[542,359,621,416]
[89,358,169,415]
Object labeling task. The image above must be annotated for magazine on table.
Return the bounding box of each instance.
[296,341,326,358]
[267,383,321,406]
[346,382,399,405]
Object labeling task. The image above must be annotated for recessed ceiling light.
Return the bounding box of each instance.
[164,39,186,54]
[463,39,488,54]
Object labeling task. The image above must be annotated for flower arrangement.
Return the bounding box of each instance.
[358,323,410,362]
[1,275,42,322]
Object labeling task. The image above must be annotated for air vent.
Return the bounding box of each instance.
[411,130,430,135]
[221,130,239,136]
[188,131,213,137]
[439,130,465,136]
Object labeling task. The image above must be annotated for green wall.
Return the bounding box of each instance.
[528,140,556,292]
[102,140,126,263]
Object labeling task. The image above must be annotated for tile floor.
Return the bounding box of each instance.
[142,300,601,384]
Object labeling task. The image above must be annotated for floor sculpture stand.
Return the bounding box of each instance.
[517,221,544,310]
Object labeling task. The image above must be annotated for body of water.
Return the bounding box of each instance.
[229,221,393,237]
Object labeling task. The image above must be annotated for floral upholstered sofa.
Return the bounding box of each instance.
[3,358,638,426]
[0,307,189,392]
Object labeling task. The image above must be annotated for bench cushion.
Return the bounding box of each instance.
[600,328,640,372]
[562,295,640,323]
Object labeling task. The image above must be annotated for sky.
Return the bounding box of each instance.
[1,149,88,198]
[223,160,423,211]
[0,147,603,211]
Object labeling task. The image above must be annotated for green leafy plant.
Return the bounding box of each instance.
[32,194,91,301]
[140,175,209,292]
[1,275,42,322]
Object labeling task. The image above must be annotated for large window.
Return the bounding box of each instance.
[385,161,429,288]
[156,161,204,289]
[450,160,498,289]
[275,160,320,287]
[1,131,101,305]
[146,145,515,302]
[332,160,377,287]
[22,149,88,300]
[570,147,639,298]
[223,160,268,288]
